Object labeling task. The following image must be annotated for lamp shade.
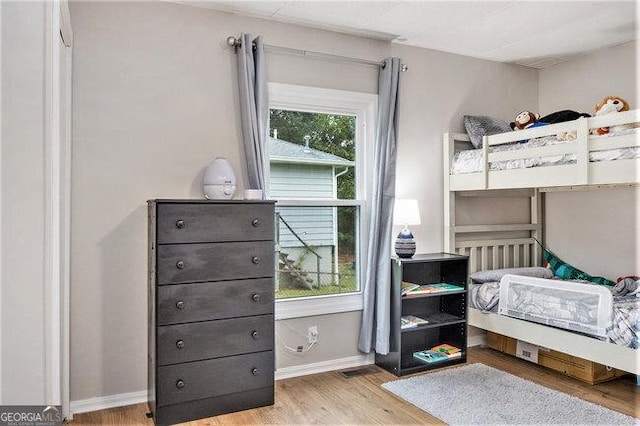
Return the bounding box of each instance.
[202,157,237,200]
[393,199,421,226]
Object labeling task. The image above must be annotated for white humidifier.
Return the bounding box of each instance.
[202,157,237,200]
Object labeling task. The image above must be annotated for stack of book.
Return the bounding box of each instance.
[402,282,463,297]
[413,343,462,364]
[400,315,429,329]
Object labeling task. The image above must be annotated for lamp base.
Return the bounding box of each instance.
[395,228,416,258]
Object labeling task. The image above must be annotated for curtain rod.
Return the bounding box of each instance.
[226,36,408,72]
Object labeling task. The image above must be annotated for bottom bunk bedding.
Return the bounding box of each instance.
[469,267,640,349]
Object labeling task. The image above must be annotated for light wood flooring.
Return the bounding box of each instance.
[70,346,639,425]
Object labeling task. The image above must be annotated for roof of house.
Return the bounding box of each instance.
[269,137,354,167]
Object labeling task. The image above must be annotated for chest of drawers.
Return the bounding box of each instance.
[147,200,276,425]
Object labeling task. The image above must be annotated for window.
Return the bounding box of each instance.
[268,83,376,319]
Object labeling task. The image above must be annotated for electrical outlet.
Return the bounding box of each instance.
[308,326,318,344]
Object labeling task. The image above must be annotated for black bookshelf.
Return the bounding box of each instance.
[375,253,469,376]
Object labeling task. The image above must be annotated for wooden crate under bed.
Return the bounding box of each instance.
[486,331,627,384]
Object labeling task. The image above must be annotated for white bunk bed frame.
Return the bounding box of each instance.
[443,110,640,376]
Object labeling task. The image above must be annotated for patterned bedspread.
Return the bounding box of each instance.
[470,281,640,347]
[608,295,640,348]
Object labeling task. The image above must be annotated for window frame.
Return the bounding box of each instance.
[267,83,377,320]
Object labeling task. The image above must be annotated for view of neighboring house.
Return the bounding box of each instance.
[269,136,354,292]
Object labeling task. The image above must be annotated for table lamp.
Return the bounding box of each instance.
[393,199,421,258]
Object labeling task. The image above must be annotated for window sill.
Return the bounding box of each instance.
[275,292,363,320]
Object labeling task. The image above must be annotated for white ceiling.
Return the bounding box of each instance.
[177,0,638,69]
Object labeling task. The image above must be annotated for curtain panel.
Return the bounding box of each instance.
[237,33,268,193]
[358,57,401,354]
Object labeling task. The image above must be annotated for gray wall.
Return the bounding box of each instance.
[390,43,537,253]
[1,0,47,404]
[539,41,638,278]
[69,0,386,402]
[69,1,538,401]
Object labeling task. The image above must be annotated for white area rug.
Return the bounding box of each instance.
[382,363,637,425]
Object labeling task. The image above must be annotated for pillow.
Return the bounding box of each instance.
[470,266,554,284]
[464,115,512,149]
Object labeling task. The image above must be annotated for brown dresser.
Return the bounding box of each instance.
[147,199,275,425]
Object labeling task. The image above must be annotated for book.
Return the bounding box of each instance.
[430,343,461,356]
[401,281,421,296]
[401,315,429,329]
[426,283,464,292]
[413,348,462,364]
[404,283,463,296]
[403,285,439,296]
[413,349,449,363]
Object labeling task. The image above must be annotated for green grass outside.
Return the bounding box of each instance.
[276,263,357,299]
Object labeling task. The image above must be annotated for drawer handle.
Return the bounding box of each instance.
[251,331,260,340]
[176,300,185,310]
[176,379,185,389]
[252,293,261,302]
[175,219,185,229]
[252,256,260,265]
[251,218,260,227]
[251,368,259,376]
[176,260,185,269]
[176,340,185,349]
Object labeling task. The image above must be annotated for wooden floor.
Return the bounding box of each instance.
[71,347,639,425]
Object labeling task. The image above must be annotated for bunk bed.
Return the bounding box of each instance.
[443,109,640,376]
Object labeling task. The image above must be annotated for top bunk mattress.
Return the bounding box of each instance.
[451,128,640,175]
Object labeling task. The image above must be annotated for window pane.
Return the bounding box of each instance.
[269,109,356,200]
[275,206,358,299]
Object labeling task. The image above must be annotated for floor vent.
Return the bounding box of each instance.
[340,366,378,378]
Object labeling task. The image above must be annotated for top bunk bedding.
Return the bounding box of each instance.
[451,127,640,175]
[444,109,640,191]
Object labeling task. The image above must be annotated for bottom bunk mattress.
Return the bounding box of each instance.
[469,267,640,348]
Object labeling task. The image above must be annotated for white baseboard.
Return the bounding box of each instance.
[275,353,374,380]
[69,355,374,416]
[70,389,147,416]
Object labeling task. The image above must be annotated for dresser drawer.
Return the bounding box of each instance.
[157,315,274,366]
[156,203,274,244]
[157,351,274,406]
[157,279,274,325]
[157,241,274,285]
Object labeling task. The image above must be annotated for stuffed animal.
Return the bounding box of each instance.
[541,109,590,124]
[536,110,591,141]
[592,96,630,135]
[510,111,540,130]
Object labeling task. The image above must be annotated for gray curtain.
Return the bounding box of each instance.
[358,57,401,354]
[237,33,268,193]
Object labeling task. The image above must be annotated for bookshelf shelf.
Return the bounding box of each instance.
[375,253,469,376]
[402,288,466,299]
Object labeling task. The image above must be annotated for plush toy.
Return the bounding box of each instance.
[541,109,590,124]
[593,96,630,135]
[547,110,591,141]
[510,111,540,130]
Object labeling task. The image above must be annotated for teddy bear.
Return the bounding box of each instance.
[592,96,631,135]
[510,111,540,130]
